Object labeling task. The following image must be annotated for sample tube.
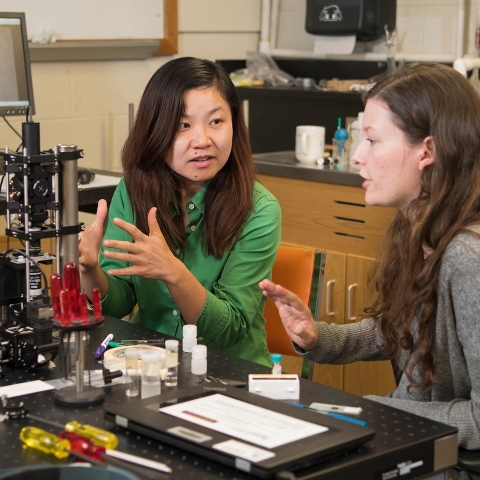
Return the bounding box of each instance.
[125,348,140,397]
[191,344,207,375]
[165,340,179,387]
[140,350,163,399]
[182,324,197,352]
[271,353,282,375]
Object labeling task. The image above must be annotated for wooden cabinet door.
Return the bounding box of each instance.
[342,254,397,397]
[311,251,346,390]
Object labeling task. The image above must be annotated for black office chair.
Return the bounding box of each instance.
[390,359,480,474]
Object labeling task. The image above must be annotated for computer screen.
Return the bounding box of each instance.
[0,12,35,117]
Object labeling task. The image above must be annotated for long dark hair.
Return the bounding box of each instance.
[362,63,480,390]
[121,57,255,258]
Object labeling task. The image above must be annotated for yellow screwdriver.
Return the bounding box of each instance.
[27,414,118,449]
[19,426,71,459]
[20,426,172,474]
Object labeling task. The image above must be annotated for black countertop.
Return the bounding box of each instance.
[254,151,364,188]
[0,317,458,479]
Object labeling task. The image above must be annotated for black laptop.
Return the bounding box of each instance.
[104,384,375,479]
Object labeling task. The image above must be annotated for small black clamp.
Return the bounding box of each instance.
[102,368,123,385]
[1,395,29,420]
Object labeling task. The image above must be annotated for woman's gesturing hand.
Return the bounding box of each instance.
[103,207,180,282]
[259,279,319,351]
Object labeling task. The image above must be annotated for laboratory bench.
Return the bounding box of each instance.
[0,316,458,479]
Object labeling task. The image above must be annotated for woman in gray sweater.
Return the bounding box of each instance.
[260,62,480,479]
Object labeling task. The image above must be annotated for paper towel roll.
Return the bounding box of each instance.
[313,35,356,55]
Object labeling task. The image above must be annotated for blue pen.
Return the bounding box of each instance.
[95,333,114,358]
[293,402,368,427]
[324,412,368,427]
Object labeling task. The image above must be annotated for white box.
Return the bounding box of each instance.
[248,374,300,400]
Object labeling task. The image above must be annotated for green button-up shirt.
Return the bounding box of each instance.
[99,179,281,366]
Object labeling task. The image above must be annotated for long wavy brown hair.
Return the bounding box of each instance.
[362,63,480,390]
[121,57,255,258]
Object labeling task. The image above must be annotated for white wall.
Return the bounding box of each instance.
[0,0,262,176]
[275,0,480,59]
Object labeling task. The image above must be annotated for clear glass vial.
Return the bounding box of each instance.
[125,348,140,397]
[140,350,163,399]
[164,339,179,387]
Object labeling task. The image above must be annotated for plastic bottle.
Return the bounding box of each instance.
[183,324,197,352]
[140,350,163,399]
[333,117,349,166]
[164,339,179,387]
[349,112,364,170]
[191,344,207,375]
[271,353,282,375]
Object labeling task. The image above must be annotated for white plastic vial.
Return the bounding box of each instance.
[165,339,179,387]
[191,344,207,375]
[271,353,282,375]
[183,324,197,352]
[125,348,139,397]
[140,350,163,399]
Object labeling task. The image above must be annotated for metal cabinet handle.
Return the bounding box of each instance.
[325,280,335,316]
[347,283,358,321]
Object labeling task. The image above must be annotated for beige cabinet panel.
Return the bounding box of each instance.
[342,254,397,397]
[256,174,395,258]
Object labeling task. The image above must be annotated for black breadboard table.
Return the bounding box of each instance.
[0,317,457,480]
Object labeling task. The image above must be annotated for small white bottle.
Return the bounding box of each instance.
[271,353,282,375]
[165,339,179,387]
[191,344,207,375]
[183,324,197,352]
[140,350,163,399]
[349,112,364,170]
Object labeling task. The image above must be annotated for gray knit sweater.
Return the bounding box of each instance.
[297,229,480,476]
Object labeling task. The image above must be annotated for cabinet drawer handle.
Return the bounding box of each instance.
[347,283,358,321]
[325,280,335,316]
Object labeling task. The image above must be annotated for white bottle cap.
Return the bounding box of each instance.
[165,339,179,352]
[192,344,207,359]
[183,324,197,338]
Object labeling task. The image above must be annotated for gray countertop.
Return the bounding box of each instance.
[254,151,364,188]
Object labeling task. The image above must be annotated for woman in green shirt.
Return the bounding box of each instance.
[79,57,281,366]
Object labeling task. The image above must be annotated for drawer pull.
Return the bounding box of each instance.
[325,280,335,316]
[347,283,358,321]
[334,200,365,208]
[334,216,365,224]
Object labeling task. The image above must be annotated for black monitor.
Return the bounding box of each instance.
[0,12,35,117]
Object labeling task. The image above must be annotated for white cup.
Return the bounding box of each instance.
[295,125,325,164]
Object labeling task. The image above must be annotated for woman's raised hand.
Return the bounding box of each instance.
[102,207,180,282]
[259,279,319,351]
[79,199,108,272]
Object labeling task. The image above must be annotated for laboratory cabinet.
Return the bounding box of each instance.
[256,173,397,397]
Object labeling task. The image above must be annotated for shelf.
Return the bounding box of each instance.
[29,39,161,62]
